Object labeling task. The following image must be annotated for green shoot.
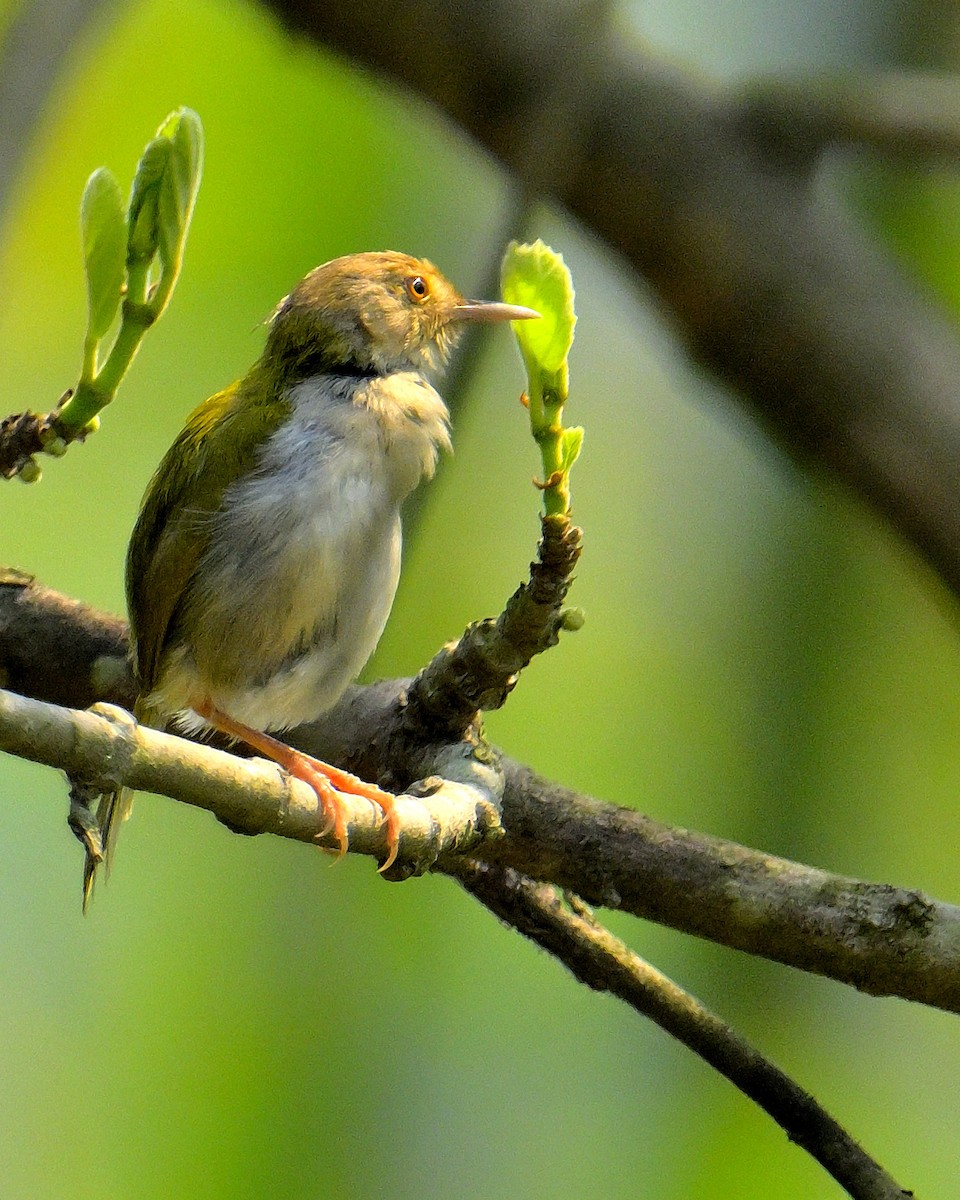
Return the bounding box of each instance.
[54,107,203,442]
[500,240,579,517]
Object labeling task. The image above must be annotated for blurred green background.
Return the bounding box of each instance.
[2,0,959,1196]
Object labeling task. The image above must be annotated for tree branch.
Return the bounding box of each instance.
[259,0,960,605]
[0,688,502,871]
[741,70,960,157]
[489,760,960,1012]
[405,514,582,741]
[453,862,913,1200]
[0,0,114,222]
[0,567,133,709]
[3,574,959,1013]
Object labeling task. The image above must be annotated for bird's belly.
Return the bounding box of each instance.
[156,470,402,732]
[200,636,372,731]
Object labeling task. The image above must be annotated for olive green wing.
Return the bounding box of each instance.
[127,371,286,696]
[83,372,286,910]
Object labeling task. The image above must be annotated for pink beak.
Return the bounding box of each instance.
[452,300,540,323]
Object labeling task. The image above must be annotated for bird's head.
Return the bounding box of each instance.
[265,250,538,378]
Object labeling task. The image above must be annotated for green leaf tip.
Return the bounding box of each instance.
[500,240,579,518]
[80,167,125,342]
[155,108,204,275]
[127,136,173,262]
[500,239,576,382]
[127,108,203,286]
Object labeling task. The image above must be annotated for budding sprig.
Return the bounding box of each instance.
[500,239,580,518]
[57,108,203,441]
[7,108,203,482]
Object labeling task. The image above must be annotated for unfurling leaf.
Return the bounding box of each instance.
[500,240,579,518]
[153,108,204,315]
[560,426,584,474]
[500,239,576,399]
[127,136,173,264]
[80,168,125,341]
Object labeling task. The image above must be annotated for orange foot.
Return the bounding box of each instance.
[195,700,401,872]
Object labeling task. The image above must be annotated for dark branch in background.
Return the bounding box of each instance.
[260,0,960,606]
[5,575,960,1016]
[741,71,960,157]
[0,0,115,221]
[0,569,134,709]
[454,863,912,1200]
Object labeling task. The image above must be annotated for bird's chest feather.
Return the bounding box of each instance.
[194,393,402,668]
[161,373,448,728]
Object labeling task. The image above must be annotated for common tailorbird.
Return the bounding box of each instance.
[82,250,538,907]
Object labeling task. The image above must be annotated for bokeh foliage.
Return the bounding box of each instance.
[1,1,959,1197]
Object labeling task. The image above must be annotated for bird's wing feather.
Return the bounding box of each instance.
[127,371,288,694]
[84,374,288,910]
[82,785,133,912]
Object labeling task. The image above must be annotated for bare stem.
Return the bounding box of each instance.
[452,860,913,1200]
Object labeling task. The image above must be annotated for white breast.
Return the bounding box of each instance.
[154,372,450,732]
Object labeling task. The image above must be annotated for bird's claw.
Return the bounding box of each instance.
[299,763,399,869]
[67,781,104,861]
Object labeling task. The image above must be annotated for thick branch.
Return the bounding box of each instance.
[489,761,960,1011]
[261,0,960,604]
[0,689,502,872]
[741,71,960,157]
[3,577,960,1013]
[454,863,912,1200]
[0,568,134,709]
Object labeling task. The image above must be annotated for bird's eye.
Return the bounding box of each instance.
[405,275,430,303]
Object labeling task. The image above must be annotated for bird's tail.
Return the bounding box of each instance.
[82,786,134,913]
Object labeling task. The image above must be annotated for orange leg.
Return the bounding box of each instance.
[194,700,401,872]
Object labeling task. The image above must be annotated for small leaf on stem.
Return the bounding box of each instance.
[500,241,579,517]
[560,426,584,474]
[80,168,125,344]
[501,239,576,373]
[127,137,173,268]
[153,108,203,317]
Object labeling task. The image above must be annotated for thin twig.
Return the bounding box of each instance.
[406,513,582,740]
[451,860,914,1200]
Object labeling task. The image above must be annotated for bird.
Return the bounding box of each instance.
[82,250,538,908]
